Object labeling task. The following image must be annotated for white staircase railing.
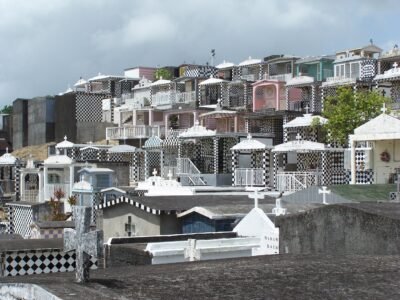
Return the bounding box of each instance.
[176,158,206,186]
[276,171,321,192]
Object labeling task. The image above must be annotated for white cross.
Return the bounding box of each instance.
[272,197,287,216]
[247,133,252,140]
[393,62,398,69]
[295,133,302,142]
[318,186,331,205]
[249,188,264,208]
[152,168,158,177]
[381,102,387,114]
[304,105,310,114]
[167,169,173,181]
[64,206,103,283]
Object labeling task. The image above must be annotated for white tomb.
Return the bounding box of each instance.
[136,169,194,196]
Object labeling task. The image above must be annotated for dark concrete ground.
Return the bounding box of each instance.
[2,254,400,299]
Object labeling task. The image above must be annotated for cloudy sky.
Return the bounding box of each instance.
[0,0,397,106]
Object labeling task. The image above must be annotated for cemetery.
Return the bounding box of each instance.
[2,32,400,299]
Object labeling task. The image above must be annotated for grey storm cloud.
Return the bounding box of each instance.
[0,0,397,106]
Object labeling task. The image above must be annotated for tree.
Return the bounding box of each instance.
[323,87,389,145]
[154,68,173,81]
[0,105,12,114]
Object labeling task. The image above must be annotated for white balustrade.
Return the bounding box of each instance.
[176,91,196,104]
[241,74,256,81]
[22,189,39,202]
[234,168,264,186]
[266,73,293,82]
[106,125,164,140]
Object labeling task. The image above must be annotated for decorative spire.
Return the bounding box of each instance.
[247,133,252,140]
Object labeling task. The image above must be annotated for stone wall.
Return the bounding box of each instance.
[27,97,55,146]
[12,99,28,149]
[277,204,400,255]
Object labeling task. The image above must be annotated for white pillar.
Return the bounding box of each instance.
[234,116,238,132]
[38,172,43,203]
[20,171,25,201]
[193,111,198,125]
[132,109,137,126]
[350,137,356,184]
[69,166,74,195]
[43,167,48,201]
[149,109,153,126]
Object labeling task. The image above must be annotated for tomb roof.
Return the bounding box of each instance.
[2,254,400,299]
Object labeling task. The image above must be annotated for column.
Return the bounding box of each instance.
[350,138,356,184]
[149,109,153,126]
[285,86,290,110]
[275,84,280,110]
[321,152,327,186]
[160,150,164,178]
[132,109,137,126]
[213,137,219,174]
[193,111,198,125]
[273,153,278,190]
[43,167,48,201]
[164,113,169,137]
[144,151,149,179]
[263,150,270,187]
[37,172,43,202]
[19,171,25,202]
[231,151,237,186]
[234,115,238,132]
[311,85,316,113]
[69,165,74,195]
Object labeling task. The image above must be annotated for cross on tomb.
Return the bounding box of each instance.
[184,239,200,262]
[318,186,331,205]
[249,188,264,209]
[152,168,158,177]
[304,105,310,114]
[272,197,287,216]
[393,62,398,69]
[295,133,302,143]
[381,102,387,114]
[125,216,135,237]
[167,169,173,181]
[64,206,103,283]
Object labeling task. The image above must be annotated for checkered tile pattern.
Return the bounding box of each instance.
[262,150,270,187]
[231,151,238,186]
[227,81,253,108]
[273,152,278,190]
[80,148,99,161]
[145,151,161,178]
[222,138,237,173]
[76,92,110,122]
[297,153,320,171]
[3,250,97,277]
[164,129,180,148]
[360,59,377,81]
[389,192,399,201]
[42,228,64,239]
[14,162,22,201]
[7,205,33,238]
[345,169,374,184]
[183,65,217,77]
[213,138,219,174]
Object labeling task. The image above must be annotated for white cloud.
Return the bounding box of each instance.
[93,13,177,50]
